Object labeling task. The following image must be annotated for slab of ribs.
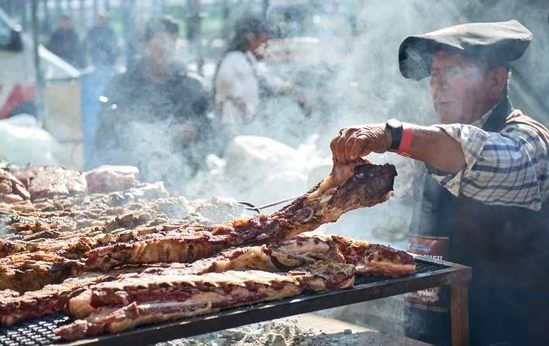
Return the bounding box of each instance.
[0,161,416,341]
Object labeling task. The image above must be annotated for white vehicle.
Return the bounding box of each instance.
[0,6,79,120]
[0,6,83,168]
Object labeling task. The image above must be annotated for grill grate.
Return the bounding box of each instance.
[0,258,457,346]
[0,315,69,346]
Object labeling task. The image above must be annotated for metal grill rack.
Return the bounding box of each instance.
[0,257,471,346]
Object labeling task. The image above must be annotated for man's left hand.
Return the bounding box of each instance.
[330,124,392,163]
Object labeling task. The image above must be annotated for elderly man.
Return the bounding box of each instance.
[331,20,549,345]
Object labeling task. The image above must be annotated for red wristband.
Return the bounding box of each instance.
[397,128,413,156]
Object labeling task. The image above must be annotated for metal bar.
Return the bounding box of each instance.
[31,0,45,124]
[451,281,470,346]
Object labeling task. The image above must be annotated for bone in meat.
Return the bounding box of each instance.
[85,162,397,271]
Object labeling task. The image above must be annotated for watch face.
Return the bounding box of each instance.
[387,118,402,128]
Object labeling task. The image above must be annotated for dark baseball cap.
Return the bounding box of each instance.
[398,20,532,80]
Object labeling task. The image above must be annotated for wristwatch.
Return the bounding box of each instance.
[385,118,403,151]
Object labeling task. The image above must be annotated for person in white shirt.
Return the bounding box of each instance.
[214,15,309,128]
[214,16,269,125]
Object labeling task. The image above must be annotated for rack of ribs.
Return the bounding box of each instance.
[138,233,415,277]
[56,262,356,340]
[85,162,397,271]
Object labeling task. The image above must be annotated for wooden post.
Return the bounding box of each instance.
[186,0,203,74]
[450,281,470,346]
[31,0,45,123]
[42,0,51,34]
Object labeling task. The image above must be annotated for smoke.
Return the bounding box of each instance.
[93,0,549,243]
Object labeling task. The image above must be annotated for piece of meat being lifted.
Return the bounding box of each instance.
[56,262,355,340]
[85,161,397,271]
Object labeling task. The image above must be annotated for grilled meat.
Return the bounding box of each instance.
[0,273,113,326]
[85,162,397,271]
[0,168,30,203]
[83,165,139,194]
[58,270,305,340]
[328,235,415,276]
[13,166,87,200]
[0,252,83,292]
[288,261,356,291]
[56,262,356,340]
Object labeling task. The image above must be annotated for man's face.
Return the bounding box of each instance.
[145,32,177,67]
[430,51,492,124]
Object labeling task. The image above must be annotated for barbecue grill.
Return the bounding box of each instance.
[0,256,471,346]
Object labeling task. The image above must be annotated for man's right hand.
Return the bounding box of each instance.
[330,124,392,163]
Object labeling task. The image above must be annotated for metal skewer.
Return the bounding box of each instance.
[238,194,304,214]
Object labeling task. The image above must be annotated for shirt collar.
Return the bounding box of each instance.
[472,100,503,128]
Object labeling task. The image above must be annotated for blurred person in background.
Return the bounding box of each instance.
[84,13,119,68]
[81,13,119,170]
[330,20,549,345]
[93,16,211,191]
[213,14,310,139]
[47,14,83,68]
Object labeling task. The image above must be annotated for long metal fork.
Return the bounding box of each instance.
[238,194,304,214]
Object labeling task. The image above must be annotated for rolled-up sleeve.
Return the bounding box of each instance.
[428,123,548,211]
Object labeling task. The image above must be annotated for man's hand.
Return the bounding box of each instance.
[330,124,392,163]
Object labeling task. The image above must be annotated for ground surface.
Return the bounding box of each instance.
[157,313,431,346]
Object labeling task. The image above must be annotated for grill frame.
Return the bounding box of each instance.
[0,256,471,346]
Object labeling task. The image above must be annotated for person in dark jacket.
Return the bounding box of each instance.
[84,13,119,68]
[47,15,83,68]
[93,16,211,191]
[330,20,549,345]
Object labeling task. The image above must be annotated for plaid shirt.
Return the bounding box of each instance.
[428,104,549,211]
